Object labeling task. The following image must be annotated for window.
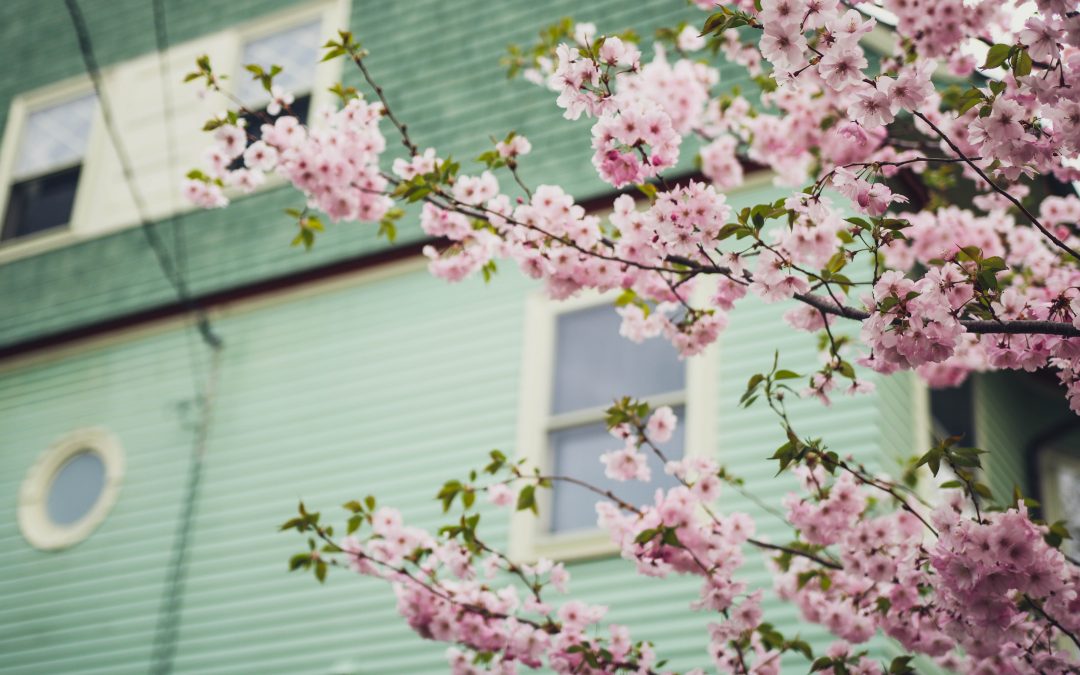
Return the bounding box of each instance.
[229,20,321,171]
[18,428,124,550]
[2,94,96,242]
[236,20,322,109]
[929,379,976,444]
[511,293,717,561]
[548,304,687,533]
[1038,450,1080,561]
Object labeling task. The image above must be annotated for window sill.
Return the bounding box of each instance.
[0,226,79,264]
[510,521,619,564]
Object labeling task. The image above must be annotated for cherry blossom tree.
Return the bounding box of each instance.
[186,1,1080,672]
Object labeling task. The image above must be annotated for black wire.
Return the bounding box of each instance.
[151,0,190,290]
[62,0,221,351]
[62,4,224,674]
[143,2,215,673]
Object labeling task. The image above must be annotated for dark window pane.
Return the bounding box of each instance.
[552,304,685,414]
[550,407,685,533]
[3,165,81,240]
[47,450,106,526]
[930,379,975,444]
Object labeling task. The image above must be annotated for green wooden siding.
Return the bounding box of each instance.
[0,0,745,348]
[0,181,913,673]
[974,372,1074,500]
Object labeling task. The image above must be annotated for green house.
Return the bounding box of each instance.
[0,1,1076,673]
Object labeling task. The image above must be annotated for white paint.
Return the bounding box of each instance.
[18,427,125,551]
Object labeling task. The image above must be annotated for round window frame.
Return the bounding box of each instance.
[18,428,124,550]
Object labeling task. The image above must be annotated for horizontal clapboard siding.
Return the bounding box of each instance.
[974,372,1073,500]
[1,180,905,673]
[0,0,739,347]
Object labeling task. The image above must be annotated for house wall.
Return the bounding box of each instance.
[0,180,915,673]
[0,1,1059,672]
[974,372,1077,502]
[0,0,725,349]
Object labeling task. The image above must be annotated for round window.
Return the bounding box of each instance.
[18,428,124,550]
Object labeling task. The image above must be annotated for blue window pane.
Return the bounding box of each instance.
[15,94,96,178]
[237,21,321,104]
[549,408,685,533]
[552,305,685,414]
[46,451,106,526]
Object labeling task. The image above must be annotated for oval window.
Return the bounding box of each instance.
[18,429,124,550]
[47,450,107,525]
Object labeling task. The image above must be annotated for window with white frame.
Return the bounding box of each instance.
[2,94,96,242]
[18,427,125,550]
[512,293,716,562]
[1038,449,1080,561]
[233,19,322,146]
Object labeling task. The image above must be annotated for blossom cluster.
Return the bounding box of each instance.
[186,98,394,224]
[191,6,1080,669]
[776,466,1080,674]
[282,402,1080,673]
[336,503,664,675]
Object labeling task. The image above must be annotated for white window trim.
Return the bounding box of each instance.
[18,427,125,551]
[230,0,349,120]
[1038,449,1080,556]
[0,0,350,264]
[509,288,719,563]
[0,74,104,259]
[222,0,350,198]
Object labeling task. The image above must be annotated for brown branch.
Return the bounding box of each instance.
[351,53,419,157]
[913,111,1080,262]
[747,538,843,570]
[1025,594,1080,651]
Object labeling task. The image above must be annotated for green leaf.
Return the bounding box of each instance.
[982,43,1011,70]
[661,527,682,547]
[956,88,987,116]
[836,361,856,379]
[774,369,801,380]
[635,183,658,202]
[342,500,364,513]
[634,528,659,545]
[289,552,311,571]
[889,655,916,675]
[516,485,537,514]
[1013,48,1033,77]
[377,219,397,242]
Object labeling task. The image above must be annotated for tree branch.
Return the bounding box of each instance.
[913,111,1080,262]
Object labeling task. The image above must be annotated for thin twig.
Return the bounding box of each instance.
[913,111,1080,262]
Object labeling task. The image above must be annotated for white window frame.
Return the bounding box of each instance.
[230,0,347,120]
[0,75,104,258]
[510,288,719,563]
[1038,449,1080,560]
[18,427,125,551]
[222,0,348,197]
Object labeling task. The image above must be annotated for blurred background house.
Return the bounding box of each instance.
[0,1,1076,673]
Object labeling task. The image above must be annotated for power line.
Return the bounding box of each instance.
[62,0,221,351]
[151,0,190,289]
[62,4,225,674]
[143,3,220,674]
